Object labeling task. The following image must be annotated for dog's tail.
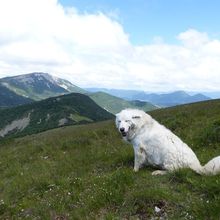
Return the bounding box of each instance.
[195,156,220,175]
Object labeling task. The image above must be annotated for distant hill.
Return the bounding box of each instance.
[86,88,141,100]
[86,88,211,107]
[88,92,157,114]
[0,84,33,107]
[132,90,211,107]
[202,91,220,99]
[0,72,86,100]
[0,93,114,138]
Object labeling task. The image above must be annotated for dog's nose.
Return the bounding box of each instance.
[120,127,125,132]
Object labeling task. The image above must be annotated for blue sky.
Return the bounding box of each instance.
[0,0,219,92]
[60,0,220,45]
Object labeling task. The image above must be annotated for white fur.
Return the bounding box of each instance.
[116,109,220,175]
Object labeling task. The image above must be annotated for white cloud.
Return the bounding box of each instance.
[0,0,219,92]
[177,29,209,48]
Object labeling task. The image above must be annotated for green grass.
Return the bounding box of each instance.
[69,113,93,123]
[0,99,220,219]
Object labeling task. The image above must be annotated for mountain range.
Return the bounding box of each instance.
[0,72,157,113]
[86,88,211,107]
[0,72,214,115]
[131,90,210,107]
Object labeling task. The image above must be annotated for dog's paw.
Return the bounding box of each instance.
[151,170,167,176]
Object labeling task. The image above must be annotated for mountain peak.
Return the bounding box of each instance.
[0,72,86,100]
[28,72,50,77]
[171,90,188,95]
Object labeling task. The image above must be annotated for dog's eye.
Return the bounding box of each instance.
[125,120,130,122]
[132,116,141,119]
[118,120,121,123]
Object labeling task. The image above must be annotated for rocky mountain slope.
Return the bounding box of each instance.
[0,72,86,100]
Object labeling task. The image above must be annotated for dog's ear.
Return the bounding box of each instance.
[132,115,141,119]
[115,114,120,128]
[115,113,121,119]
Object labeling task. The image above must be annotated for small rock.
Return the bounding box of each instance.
[155,206,161,213]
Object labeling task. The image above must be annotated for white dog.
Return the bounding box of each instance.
[116,109,220,175]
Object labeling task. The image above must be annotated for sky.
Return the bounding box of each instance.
[0,0,220,92]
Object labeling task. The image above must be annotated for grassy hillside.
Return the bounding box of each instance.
[0,84,33,107]
[0,99,220,219]
[0,93,113,139]
[89,92,157,114]
[150,99,220,150]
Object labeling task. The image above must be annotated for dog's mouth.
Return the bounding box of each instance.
[121,131,127,137]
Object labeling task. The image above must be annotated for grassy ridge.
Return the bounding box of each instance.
[0,84,32,107]
[0,99,220,219]
[89,92,157,114]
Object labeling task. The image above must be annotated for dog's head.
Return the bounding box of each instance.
[115,109,151,142]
